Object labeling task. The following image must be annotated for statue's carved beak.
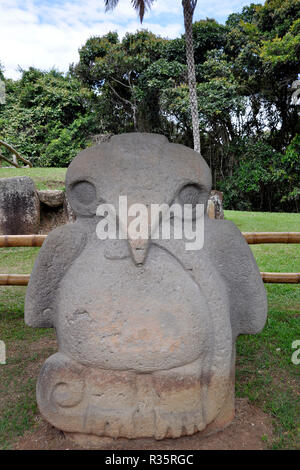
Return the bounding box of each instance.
[128,237,149,265]
[126,207,151,265]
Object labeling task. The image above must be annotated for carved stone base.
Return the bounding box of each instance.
[37,352,235,442]
[64,394,235,448]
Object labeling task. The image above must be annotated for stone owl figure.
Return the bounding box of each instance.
[25,133,267,445]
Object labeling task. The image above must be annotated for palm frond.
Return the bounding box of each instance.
[131,0,155,22]
[104,0,120,12]
[104,0,155,22]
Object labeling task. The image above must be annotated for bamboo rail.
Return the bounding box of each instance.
[1,232,300,247]
[243,232,300,244]
[0,274,30,286]
[260,272,300,284]
[0,235,46,247]
[0,233,299,285]
[0,272,299,286]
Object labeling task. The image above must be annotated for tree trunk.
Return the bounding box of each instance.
[0,139,32,167]
[182,0,201,154]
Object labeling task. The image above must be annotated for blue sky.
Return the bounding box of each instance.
[0,0,255,79]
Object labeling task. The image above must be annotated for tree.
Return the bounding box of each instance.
[0,62,4,81]
[181,1,200,152]
[0,68,97,166]
[72,31,168,133]
[104,0,201,153]
[0,139,32,167]
[1,0,299,210]
[218,138,287,212]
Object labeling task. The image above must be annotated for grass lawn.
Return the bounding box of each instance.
[225,211,300,450]
[0,210,299,449]
[0,167,66,190]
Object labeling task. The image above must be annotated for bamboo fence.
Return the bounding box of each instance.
[0,233,299,285]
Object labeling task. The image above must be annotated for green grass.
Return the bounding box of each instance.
[0,248,56,449]
[0,167,66,190]
[224,210,300,232]
[225,210,300,311]
[0,210,299,449]
[0,347,55,449]
[225,210,300,449]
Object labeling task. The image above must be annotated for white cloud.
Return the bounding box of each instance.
[195,0,252,20]
[0,0,252,80]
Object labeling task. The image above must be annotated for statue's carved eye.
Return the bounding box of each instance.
[70,181,96,205]
[178,184,206,207]
[68,180,97,216]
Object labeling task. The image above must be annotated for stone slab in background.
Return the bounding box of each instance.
[38,191,76,233]
[38,190,65,207]
[207,199,216,219]
[0,176,40,235]
[208,190,224,219]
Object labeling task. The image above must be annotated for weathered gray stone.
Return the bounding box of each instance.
[63,194,76,223]
[38,190,65,207]
[0,176,40,234]
[25,133,267,444]
[207,199,216,219]
[209,190,224,219]
[91,133,114,144]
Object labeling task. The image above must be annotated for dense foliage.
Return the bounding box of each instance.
[0,68,99,167]
[0,0,299,211]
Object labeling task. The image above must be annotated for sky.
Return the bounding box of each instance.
[0,0,254,80]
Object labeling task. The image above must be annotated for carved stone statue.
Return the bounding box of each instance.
[25,133,267,445]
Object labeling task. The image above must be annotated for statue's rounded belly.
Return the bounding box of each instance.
[56,248,212,371]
